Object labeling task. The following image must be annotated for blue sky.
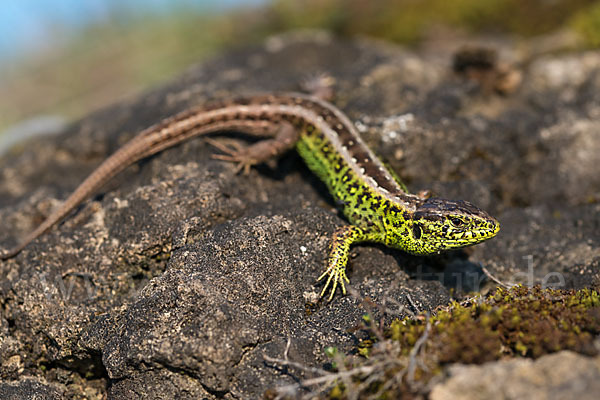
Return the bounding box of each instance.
[0,0,264,60]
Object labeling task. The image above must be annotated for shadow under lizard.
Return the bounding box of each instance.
[0,92,500,300]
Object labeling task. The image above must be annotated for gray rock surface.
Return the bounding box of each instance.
[0,32,599,398]
[0,378,65,400]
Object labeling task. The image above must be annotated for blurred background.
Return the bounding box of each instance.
[1,0,600,150]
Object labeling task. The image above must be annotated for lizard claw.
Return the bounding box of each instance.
[317,264,349,301]
[206,138,254,175]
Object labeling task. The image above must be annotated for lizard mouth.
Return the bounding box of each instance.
[448,225,500,245]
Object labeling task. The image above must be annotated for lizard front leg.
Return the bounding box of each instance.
[318,225,382,300]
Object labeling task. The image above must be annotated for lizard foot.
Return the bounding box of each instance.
[206,138,255,174]
[318,264,349,301]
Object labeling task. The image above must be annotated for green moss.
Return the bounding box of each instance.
[328,285,600,399]
[392,285,600,363]
[570,2,600,47]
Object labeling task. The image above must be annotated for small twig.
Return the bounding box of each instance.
[458,293,483,307]
[346,285,387,342]
[297,365,375,387]
[263,354,329,377]
[383,295,414,318]
[407,316,431,383]
[265,355,377,396]
[481,264,514,288]
[377,366,407,398]
[363,343,407,398]
[283,337,291,361]
[406,293,421,314]
[332,348,354,400]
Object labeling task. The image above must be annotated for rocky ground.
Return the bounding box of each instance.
[0,32,599,399]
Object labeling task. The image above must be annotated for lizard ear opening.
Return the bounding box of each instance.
[412,223,422,240]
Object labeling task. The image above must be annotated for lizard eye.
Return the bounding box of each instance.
[449,217,464,227]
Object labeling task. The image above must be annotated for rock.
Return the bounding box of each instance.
[0,31,598,398]
[430,351,600,400]
[0,378,64,400]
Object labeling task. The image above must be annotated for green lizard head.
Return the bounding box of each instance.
[407,197,500,255]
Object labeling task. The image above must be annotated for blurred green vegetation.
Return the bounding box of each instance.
[571,1,600,47]
[269,0,599,42]
[2,0,600,135]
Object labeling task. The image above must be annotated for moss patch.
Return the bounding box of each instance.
[324,285,600,399]
[392,285,600,363]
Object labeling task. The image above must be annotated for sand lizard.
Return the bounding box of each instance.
[0,93,500,299]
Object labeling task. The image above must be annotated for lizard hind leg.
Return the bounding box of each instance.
[209,121,300,174]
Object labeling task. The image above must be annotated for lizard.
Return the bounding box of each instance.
[0,92,500,300]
